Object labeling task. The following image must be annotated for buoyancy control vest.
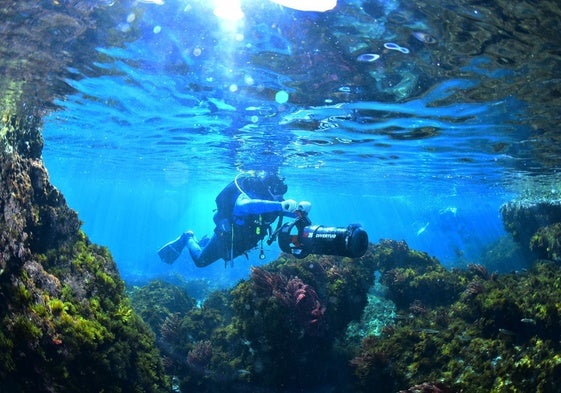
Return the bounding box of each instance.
[214,181,240,228]
[214,179,279,258]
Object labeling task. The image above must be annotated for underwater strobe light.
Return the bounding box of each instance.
[277,210,368,259]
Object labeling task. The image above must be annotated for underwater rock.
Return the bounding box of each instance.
[0,2,169,388]
[501,199,561,258]
[127,238,561,392]
[380,262,465,310]
[399,382,453,393]
[529,222,561,262]
[371,239,439,271]
[149,250,378,391]
[1,114,169,391]
[0,124,80,272]
[230,265,334,387]
[352,258,561,393]
[129,279,197,333]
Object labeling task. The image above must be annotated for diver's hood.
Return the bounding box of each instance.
[237,173,287,200]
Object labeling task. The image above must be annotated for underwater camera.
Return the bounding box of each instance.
[275,207,369,259]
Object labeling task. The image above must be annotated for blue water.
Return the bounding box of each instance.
[41,0,550,289]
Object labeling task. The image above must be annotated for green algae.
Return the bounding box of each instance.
[352,256,561,393]
[1,130,169,391]
[1,234,170,392]
[121,236,561,392]
[530,223,561,262]
[128,248,378,392]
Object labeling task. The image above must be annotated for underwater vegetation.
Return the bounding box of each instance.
[128,249,377,392]
[129,235,561,393]
[501,200,561,260]
[501,200,561,264]
[1,113,169,391]
[351,241,561,392]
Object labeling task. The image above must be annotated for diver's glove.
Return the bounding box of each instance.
[281,199,298,213]
[297,201,312,213]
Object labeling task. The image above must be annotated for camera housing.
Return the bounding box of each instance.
[277,213,368,259]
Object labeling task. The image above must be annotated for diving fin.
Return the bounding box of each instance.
[158,235,187,264]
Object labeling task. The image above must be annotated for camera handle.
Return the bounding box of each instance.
[267,209,311,246]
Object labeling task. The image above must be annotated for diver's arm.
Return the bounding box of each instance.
[233,194,296,216]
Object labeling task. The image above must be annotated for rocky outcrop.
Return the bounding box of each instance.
[500,200,561,262]
[0,114,168,391]
[1,114,79,267]
[1,2,168,389]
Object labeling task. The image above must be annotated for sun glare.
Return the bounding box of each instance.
[213,0,244,21]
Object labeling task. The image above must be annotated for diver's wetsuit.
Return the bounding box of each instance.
[186,179,289,267]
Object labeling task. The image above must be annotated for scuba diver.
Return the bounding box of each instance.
[158,172,306,267]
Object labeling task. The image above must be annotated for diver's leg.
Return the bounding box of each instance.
[186,233,229,267]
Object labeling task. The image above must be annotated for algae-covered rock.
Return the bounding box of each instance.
[352,256,561,393]
[225,250,378,389]
[501,200,561,264]
[124,237,561,393]
[129,279,197,334]
[501,200,561,248]
[529,223,561,262]
[372,239,466,310]
[0,2,168,388]
[1,117,168,391]
[127,248,378,392]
